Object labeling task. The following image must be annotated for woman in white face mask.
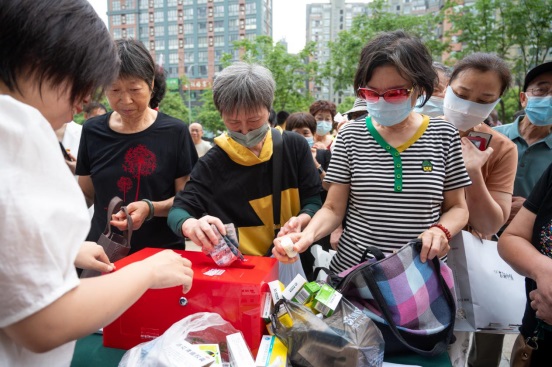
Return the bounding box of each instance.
[444,53,519,367]
[444,52,518,238]
[272,30,471,275]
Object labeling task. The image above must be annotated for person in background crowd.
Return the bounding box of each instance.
[268,108,277,128]
[0,1,193,365]
[77,38,198,256]
[414,62,451,118]
[286,112,336,254]
[495,61,552,226]
[273,31,470,275]
[444,53,517,238]
[55,120,82,175]
[442,52,517,367]
[276,110,289,132]
[310,100,337,150]
[343,98,368,122]
[149,65,166,110]
[483,109,501,127]
[83,101,107,120]
[168,62,322,263]
[190,122,212,158]
[498,163,552,366]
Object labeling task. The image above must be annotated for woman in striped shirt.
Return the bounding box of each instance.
[273,31,471,272]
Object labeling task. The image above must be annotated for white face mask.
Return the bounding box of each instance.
[414,96,444,118]
[443,86,500,131]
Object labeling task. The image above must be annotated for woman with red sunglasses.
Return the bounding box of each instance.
[273,31,471,274]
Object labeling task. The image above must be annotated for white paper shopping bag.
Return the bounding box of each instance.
[447,231,526,333]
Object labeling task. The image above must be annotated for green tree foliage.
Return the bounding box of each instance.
[223,35,320,113]
[324,0,449,94]
[195,89,224,133]
[445,0,552,121]
[159,91,190,123]
[337,96,357,114]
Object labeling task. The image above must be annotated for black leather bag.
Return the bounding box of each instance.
[80,196,132,278]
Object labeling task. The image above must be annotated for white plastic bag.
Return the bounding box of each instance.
[119,312,238,367]
[278,259,306,286]
[311,244,337,281]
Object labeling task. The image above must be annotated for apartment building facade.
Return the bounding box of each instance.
[107,0,272,102]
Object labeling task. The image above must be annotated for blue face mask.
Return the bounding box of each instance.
[525,96,552,126]
[414,96,444,118]
[304,136,314,148]
[366,95,414,127]
[227,123,270,148]
[316,120,332,136]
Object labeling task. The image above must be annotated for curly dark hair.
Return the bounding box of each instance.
[309,100,337,120]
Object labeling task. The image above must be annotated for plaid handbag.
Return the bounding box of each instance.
[329,239,456,356]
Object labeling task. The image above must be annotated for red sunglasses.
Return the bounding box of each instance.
[357,87,414,104]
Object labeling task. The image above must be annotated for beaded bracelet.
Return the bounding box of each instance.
[141,199,155,221]
[429,223,451,241]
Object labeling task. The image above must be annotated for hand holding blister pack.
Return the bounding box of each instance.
[208,223,244,267]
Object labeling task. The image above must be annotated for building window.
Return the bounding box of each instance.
[113,28,122,39]
[214,20,224,32]
[168,24,177,35]
[228,33,239,43]
[155,39,165,50]
[126,14,135,24]
[197,36,208,47]
[199,65,208,76]
[197,7,207,18]
[228,4,239,16]
[198,51,208,62]
[140,27,148,38]
[154,0,163,6]
[184,52,194,62]
[197,21,207,33]
[112,15,122,26]
[167,0,177,6]
[228,19,238,31]
[169,53,179,64]
[139,13,148,23]
[214,49,223,62]
[167,9,177,21]
[214,35,224,46]
[214,5,224,17]
[185,36,194,48]
[112,1,121,11]
[155,25,164,36]
[245,18,256,30]
[139,0,148,9]
[155,11,164,22]
[168,37,178,49]
[245,3,256,14]
[184,8,194,17]
[184,23,193,33]
[127,28,135,38]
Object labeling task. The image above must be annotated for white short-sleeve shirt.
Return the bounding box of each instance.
[0,96,90,366]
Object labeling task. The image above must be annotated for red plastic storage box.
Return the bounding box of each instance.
[103,248,278,353]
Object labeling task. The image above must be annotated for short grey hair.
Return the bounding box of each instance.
[433,62,452,78]
[213,62,275,115]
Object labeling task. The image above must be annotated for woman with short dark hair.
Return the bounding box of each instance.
[0,0,193,364]
[274,31,471,273]
[77,39,198,255]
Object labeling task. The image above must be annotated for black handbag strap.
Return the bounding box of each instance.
[361,240,456,356]
[360,246,386,263]
[272,128,283,233]
[104,196,133,246]
[264,128,283,257]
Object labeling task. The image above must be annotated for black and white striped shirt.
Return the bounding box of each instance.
[325,116,471,273]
